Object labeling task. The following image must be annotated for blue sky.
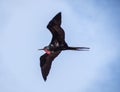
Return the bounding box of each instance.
[0,0,120,92]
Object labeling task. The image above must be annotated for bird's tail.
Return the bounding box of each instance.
[67,47,90,51]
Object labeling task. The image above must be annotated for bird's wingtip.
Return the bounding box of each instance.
[43,77,47,81]
[58,12,61,15]
[56,12,61,17]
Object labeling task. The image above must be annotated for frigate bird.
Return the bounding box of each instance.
[39,12,89,81]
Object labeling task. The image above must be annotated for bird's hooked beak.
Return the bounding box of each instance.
[38,48,44,50]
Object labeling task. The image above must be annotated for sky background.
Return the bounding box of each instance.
[0,0,120,92]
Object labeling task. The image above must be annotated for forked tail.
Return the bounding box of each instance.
[67,47,90,51]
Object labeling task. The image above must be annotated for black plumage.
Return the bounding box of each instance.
[39,12,89,81]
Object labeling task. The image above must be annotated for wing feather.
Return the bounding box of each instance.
[47,12,65,45]
[40,51,61,81]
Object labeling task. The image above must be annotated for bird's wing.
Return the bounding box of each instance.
[40,51,61,81]
[47,12,65,45]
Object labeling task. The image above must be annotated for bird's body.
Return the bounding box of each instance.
[39,12,89,81]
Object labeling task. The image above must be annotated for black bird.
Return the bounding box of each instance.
[39,12,89,81]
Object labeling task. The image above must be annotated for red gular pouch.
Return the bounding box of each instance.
[44,49,51,55]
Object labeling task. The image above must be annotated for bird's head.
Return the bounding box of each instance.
[38,46,51,54]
